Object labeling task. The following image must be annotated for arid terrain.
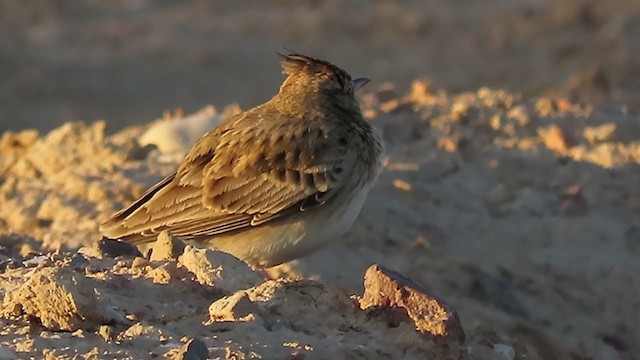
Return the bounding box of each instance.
[1,1,639,359]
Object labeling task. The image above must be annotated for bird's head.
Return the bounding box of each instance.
[274,53,369,117]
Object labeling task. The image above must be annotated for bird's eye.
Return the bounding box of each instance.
[345,82,353,94]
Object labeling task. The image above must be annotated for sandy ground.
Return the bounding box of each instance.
[1,1,640,359]
[1,83,639,358]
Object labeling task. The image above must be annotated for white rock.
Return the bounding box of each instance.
[178,246,262,294]
[139,106,220,155]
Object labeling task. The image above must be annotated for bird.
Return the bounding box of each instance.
[99,53,384,268]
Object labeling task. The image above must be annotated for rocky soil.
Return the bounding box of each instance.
[1,82,639,359]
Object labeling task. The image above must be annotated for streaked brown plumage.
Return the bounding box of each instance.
[100,53,384,267]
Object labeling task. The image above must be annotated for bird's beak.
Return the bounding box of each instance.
[352,78,370,92]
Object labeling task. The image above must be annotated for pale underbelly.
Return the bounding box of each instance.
[205,185,372,267]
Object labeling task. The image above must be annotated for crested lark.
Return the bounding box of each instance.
[100,53,384,268]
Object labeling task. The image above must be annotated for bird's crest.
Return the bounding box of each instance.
[277,52,351,89]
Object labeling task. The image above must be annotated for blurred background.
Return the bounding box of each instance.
[1,0,639,133]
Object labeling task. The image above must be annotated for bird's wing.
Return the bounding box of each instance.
[99,112,356,245]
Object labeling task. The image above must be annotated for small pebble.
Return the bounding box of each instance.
[131,257,148,268]
[98,325,114,342]
[150,231,186,262]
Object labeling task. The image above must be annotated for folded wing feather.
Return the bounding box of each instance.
[99,112,353,245]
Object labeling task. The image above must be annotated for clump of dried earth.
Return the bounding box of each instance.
[0,238,465,359]
[1,83,639,359]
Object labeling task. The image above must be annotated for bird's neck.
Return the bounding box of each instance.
[269,91,330,120]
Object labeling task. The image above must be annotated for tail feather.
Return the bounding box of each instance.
[99,172,177,244]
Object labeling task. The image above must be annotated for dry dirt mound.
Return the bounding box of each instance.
[0,236,469,359]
